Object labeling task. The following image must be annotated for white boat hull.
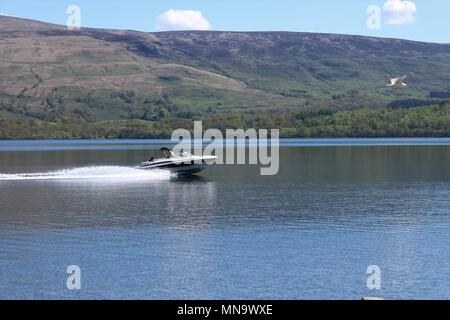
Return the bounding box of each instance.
[137,154,216,175]
[140,162,207,175]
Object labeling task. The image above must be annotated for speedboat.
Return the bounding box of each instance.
[138,147,217,175]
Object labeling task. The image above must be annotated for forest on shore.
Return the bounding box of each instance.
[1,102,449,140]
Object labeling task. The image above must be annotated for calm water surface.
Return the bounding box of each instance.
[0,138,450,299]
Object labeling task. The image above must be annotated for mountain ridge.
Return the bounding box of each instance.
[2,15,448,44]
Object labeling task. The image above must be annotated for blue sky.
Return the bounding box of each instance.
[1,0,449,43]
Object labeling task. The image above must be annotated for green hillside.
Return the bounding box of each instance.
[0,16,449,139]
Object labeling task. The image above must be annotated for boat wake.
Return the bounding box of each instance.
[0,166,172,181]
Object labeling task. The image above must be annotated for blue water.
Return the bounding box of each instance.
[1,138,450,151]
[0,139,450,299]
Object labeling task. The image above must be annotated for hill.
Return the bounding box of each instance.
[0,16,449,138]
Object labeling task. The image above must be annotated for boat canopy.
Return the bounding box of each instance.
[160,147,173,158]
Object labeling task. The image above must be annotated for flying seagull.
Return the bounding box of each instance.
[387,75,407,88]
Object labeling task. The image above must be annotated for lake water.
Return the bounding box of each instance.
[1,138,450,299]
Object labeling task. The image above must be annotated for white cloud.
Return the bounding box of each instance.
[383,0,417,25]
[156,9,212,31]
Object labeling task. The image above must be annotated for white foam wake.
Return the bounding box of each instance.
[0,166,172,181]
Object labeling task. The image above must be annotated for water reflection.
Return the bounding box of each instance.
[166,178,217,228]
[0,177,218,230]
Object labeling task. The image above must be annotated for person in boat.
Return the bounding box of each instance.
[146,148,175,163]
[160,147,175,159]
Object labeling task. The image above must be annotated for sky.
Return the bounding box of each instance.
[0,0,449,43]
